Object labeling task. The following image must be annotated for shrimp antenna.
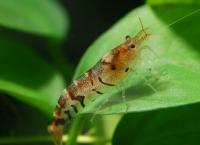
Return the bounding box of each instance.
[138,16,147,36]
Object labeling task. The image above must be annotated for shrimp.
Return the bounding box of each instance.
[48,18,150,145]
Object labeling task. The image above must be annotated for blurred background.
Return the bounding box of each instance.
[0,0,143,144]
[0,0,200,145]
[62,0,144,65]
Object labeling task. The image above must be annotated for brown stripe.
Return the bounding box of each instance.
[64,110,72,120]
[101,59,112,65]
[71,105,78,113]
[54,118,65,126]
[92,89,104,95]
[58,94,66,108]
[101,58,116,70]
[67,88,76,100]
[112,49,120,67]
[98,77,115,86]
[76,95,85,107]
[67,85,85,107]
[55,105,62,116]
[125,67,129,72]
[87,70,94,86]
[74,80,81,89]
[111,64,116,70]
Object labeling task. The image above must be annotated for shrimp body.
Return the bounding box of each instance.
[48,25,150,145]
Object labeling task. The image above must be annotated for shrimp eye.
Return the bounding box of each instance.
[130,44,135,48]
[125,35,131,41]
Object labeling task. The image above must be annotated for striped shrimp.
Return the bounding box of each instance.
[48,18,150,145]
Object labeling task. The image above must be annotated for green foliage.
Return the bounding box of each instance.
[0,0,68,37]
[0,0,199,145]
[0,36,65,115]
[0,0,69,144]
[71,2,200,145]
[113,103,200,145]
[147,0,200,5]
[75,5,200,114]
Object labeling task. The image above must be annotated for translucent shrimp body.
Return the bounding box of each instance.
[48,23,150,145]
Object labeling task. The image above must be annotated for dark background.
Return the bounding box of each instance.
[62,0,144,65]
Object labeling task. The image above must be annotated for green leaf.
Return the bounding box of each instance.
[0,0,69,37]
[113,103,200,145]
[0,36,65,115]
[147,0,200,5]
[73,4,200,114]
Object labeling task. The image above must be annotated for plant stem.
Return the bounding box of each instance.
[66,114,85,145]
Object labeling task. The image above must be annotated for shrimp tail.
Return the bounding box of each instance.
[48,92,69,145]
[48,123,64,145]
